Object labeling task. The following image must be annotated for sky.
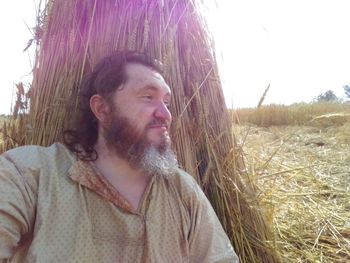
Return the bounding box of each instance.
[1,0,350,114]
[0,1,37,114]
[208,0,350,108]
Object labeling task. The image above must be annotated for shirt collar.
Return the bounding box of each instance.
[68,159,135,213]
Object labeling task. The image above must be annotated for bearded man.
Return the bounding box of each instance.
[0,52,239,262]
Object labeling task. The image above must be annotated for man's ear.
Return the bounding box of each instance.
[90,94,111,123]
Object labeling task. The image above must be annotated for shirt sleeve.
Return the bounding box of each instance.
[187,180,239,263]
[0,154,36,261]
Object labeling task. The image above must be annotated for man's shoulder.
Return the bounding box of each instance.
[0,143,75,194]
[166,168,204,202]
[171,168,198,187]
[2,142,75,167]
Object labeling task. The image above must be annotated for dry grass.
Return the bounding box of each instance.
[234,123,350,262]
[0,116,7,145]
[233,102,350,127]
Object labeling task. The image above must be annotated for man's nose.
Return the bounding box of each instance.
[154,101,172,123]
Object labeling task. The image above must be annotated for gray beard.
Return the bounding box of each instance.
[103,113,178,177]
[130,144,179,177]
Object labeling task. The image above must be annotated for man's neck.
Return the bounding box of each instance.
[92,137,151,211]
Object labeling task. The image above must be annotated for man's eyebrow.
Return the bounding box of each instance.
[138,85,171,95]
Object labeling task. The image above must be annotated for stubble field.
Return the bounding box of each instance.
[234,122,350,262]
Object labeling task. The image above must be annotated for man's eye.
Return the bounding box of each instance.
[164,102,171,109]
[143,95,153,100]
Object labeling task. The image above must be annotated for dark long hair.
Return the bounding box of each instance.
[63,51,163,161]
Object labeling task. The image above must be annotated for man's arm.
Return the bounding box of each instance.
[187,178,239,263]
[0,154,36,260]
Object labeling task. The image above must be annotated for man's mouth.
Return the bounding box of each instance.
[147,120,169,131]
[148,124,168,132]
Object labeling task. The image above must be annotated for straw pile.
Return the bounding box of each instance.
[1,1,281,261]
[234,123,350,262]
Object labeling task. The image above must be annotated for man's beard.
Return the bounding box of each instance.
[103,112,178,177]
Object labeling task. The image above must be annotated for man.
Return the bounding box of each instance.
[0,52,239,262]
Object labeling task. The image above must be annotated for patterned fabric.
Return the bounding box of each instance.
[0,143,239,262]
[69,160,135,213]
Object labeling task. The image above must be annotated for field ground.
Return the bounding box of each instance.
[234,123,350,262]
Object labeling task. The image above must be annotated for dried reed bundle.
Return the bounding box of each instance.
[1,1,280,261]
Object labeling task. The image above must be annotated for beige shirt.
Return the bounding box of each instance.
[0,143,238,262]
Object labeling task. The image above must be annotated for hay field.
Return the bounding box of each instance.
[234,122,350,262]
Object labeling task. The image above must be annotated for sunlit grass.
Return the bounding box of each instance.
[232,102,350,127]
[233,110,350,262]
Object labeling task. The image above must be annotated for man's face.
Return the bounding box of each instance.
[109,63,171,145]
[101,63,177,175]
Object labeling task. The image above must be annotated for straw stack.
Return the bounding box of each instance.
[1,1,280,262]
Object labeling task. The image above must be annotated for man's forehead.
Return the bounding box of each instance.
[125,62,161,77]
[124,62,171,92]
